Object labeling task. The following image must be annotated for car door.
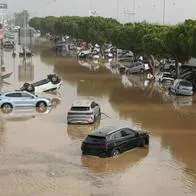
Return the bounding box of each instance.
[113,130,126,152]
[20,92,36,107]
[120,128,138,151]
[5,92,23,107]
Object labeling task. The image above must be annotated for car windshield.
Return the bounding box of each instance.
[163,73,172,77]
[71,106,90,111]
[86,135,106,144]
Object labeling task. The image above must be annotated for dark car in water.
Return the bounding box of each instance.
[81,126,149,157]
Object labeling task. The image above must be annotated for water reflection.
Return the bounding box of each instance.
[0,107,53,122]
[121,75,150,89]
[81,149,149,174]
[78,59,100,71]
[0,120,5,151]
[67,118,101,140]
[172,96,196,115]
[18,60,34,82]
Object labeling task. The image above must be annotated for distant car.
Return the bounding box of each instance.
[155,72,174,83]
[78,50,91,58]
[0,91,52,113]
[170,79,193,96]
[67,100,101,124]
[126,62,150,74]
[81,126,149,157]
[3,40,14,49]
[118,51,134,62]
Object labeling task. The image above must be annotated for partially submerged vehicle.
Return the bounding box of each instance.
[3,40,14,49]
[170,79,193,96]
[0,91,52,113]
[126,62,150,74]
[155,72,174,84]
[67,100,101,124]
[81,126,149,157]
[20,74,62,93]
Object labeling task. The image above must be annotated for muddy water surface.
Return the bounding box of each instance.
[0,47,196,196]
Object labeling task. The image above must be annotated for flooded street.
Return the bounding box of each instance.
[0,45,196,196]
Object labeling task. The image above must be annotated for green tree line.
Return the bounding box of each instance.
[29,16,196,61]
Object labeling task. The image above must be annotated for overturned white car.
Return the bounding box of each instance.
[20,74,63,93]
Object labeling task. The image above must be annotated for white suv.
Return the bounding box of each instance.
[67,100,101,124]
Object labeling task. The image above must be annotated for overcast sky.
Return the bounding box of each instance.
[3,0,196,24]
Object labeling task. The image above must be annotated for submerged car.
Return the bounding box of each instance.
[155,72,174,83]
[0,91,52,113]
[67,100,101,124]
[170,79,193,96]
[20,74,62,93]
[81,126,149,157]
[126,62,150,74]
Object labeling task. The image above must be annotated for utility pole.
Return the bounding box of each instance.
[163,0,166,25]
[124,0,136,24]
[116,0,119,21]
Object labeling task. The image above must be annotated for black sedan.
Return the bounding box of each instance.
[81,126,149,158]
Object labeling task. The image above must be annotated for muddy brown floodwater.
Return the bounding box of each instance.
[0,46,196,196]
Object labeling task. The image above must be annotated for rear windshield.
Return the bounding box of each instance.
[86,136,106,144]
[71,106,90,111]
[180,81,192,87]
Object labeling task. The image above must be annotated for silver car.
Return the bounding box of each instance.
[0,91,52,113]
[67,100,101,124]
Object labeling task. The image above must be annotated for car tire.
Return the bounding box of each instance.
[36,101,47,109]
[111,148,120,157]
[36,106,47,113]
[140,68,144,73]
[1,103,13,113]
[26,84,35,92]
[138,138,145,147]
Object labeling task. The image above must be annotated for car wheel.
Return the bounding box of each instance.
[26,84,34,92]
[1,103,13,113]
[140,68,144,73]
[36,101,47,110]
[111,148,120,157]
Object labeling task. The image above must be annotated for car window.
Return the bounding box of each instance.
[71,106,90,111]
[86,136,106,144]
[5,93,21,97]
[113,131,122,139]
[120,129,137,138]
[21,93,34,98]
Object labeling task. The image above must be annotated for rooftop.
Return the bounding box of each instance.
[72,99,93,107]
[89,126,124,137]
